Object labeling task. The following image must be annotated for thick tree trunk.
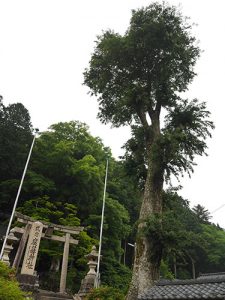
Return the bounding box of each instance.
[126,117,164,299]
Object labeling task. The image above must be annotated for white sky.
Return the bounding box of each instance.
[0,0,225,227]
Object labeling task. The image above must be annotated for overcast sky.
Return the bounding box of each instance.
[0,0,225,226]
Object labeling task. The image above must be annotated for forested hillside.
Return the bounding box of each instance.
[0,96,225,294]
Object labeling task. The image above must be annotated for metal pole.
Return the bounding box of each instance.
[0,133,36,260]
[95,159,109,288]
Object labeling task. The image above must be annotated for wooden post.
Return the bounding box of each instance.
[12,224,31,271]
[60,233,70,293]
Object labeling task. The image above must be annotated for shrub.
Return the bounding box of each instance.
[85,286,125,300]
[0,261,26,300]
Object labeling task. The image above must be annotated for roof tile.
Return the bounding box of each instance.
[139,273,225,299]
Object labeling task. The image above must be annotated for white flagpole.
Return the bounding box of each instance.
[95,159,109,288]
[0,132,37,260]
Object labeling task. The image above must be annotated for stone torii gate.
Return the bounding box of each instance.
[5,212,84,293]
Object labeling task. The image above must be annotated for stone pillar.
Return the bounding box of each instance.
[60,232,70,293]
[21,221,43,275]
[18,221,43,291]
[12,223,31,271]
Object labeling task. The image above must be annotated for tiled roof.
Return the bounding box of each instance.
[139,273,225,299]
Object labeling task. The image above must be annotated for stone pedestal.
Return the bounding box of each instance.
[17,272,39,292]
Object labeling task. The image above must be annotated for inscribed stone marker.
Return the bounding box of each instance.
[21,221,43,275]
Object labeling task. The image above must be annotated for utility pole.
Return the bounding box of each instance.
[95,159,109,288]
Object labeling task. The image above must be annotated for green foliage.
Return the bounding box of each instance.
[84,3,200,127]
[86,197,131,260]
[18,196,80,225]
[160,260,174,280]
[106,160,141,223]
[100,257,132,294]
[85,286,125,300]
[162,99,214,179]
[145,210,196,263]
[0,261,26,300]
[143,189,210,278]
[0,261,15,279]
[10,120,140,290]
[29,121,108,220]
[84,12,213,293]
[23,170,56,197]
[199,224,225,272]
[105,198,130,240]
[192,204,212,223]
[0,97,33,212]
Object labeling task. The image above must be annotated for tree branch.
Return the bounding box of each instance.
[155,101,161,117]
[136,107,149,131]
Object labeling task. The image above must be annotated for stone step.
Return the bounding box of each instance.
[35,290,74,300]
[38,296,73,300]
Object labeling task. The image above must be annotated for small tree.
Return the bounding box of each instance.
[84,3,214,299]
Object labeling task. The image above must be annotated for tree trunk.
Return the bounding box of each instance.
[192,259,196,280]
[50,257,60,272]
[126,117,164,299]
[124,240,127,265]
[174,255,177,279]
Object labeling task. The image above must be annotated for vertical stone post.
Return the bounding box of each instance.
[21,221,43,275]
[60,232,70,293]
[13,223,31,271]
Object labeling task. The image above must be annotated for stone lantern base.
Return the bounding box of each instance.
[74,273,96,299]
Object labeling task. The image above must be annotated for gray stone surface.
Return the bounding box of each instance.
[21,221,43,275]
[17,273,39,292]
[35,290,73,300]
[60,233,70,293]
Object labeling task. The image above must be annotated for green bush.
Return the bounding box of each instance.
[0,261,26,300]
[85,286,125,300]
[100,257,131,294]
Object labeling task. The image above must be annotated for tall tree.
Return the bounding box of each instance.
[0,96,33,213]
[0,96,33,181]
[84,3,214,298]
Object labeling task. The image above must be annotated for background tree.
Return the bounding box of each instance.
[154,189,207,280]
[10,120,138,292]
[0,96,33,213]
[192,204,212,223]
[84,3,214,298]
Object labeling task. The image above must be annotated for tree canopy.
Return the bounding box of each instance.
[0,96,33,182]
